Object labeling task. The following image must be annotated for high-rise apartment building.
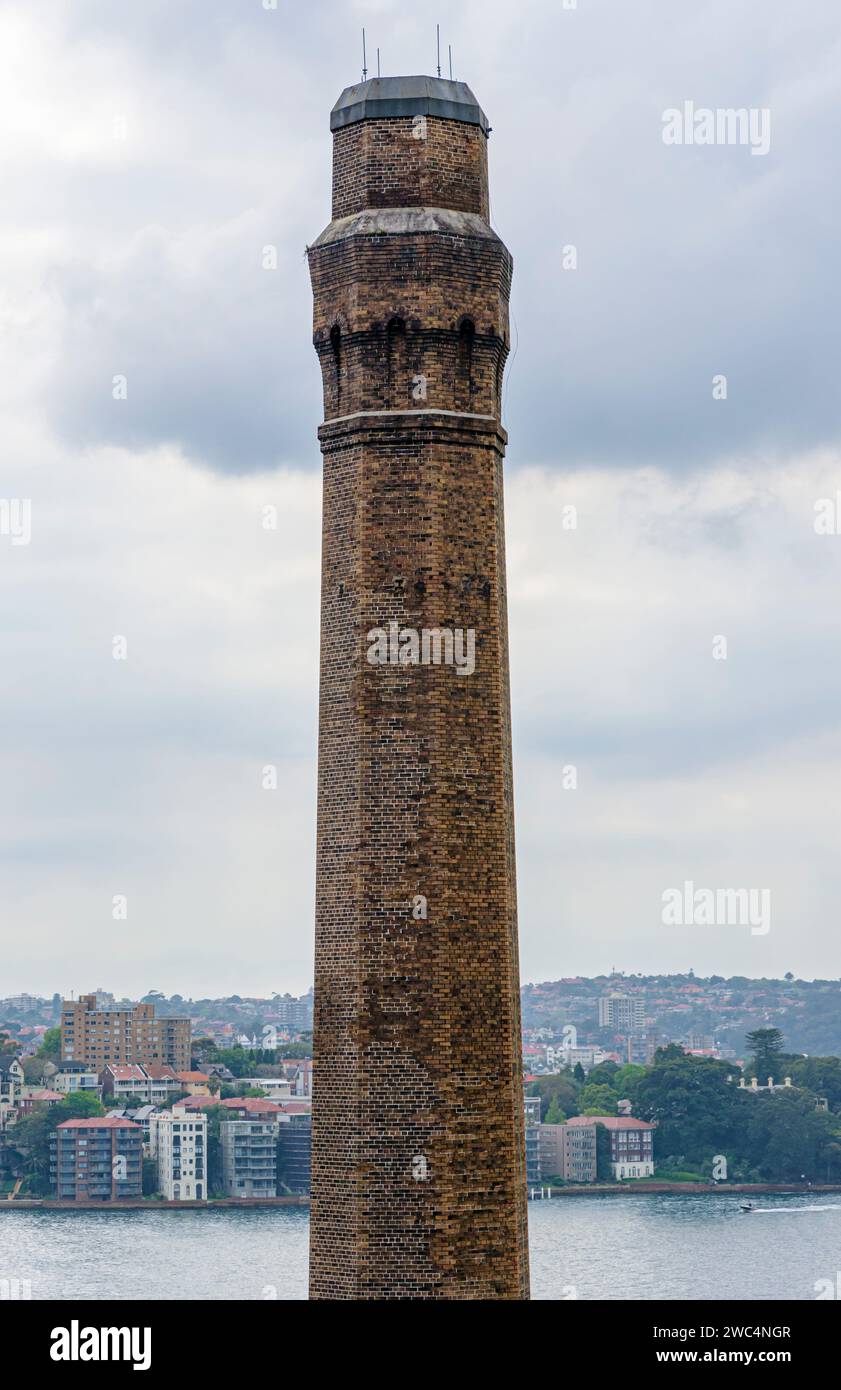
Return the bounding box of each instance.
[61,994,191,1071]
[598,993,645,1031]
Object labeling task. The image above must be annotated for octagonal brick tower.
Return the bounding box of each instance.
[307,75,529,1300]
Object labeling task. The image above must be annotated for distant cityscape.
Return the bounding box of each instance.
[2,973,841,1205]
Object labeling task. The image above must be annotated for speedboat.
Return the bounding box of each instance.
[740,1202,754,1212]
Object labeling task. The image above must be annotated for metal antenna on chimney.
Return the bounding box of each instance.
[377,47,381,79]
[436,23,441,78]
[362,28,367,82]
[449,44,453,80]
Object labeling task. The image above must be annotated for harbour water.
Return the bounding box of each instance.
[4,1193,840,1300]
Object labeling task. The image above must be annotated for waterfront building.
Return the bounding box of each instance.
[563,1120,599,1182]
[524,1095,542,1186]
[537,1120,598,1183]
[0,1055,24,1131]
[50,1116,143,1201]
[149,1109,207,1201]
[221,1118,277,1198]
[538,1123,565,1181]
[568,1115,655,1179]
[277,1114,312,1194]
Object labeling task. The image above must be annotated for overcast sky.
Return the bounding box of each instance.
[2,0,841,998]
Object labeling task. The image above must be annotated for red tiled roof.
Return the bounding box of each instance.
[220,1097,280,1114]
[106,1065,147,1080]
[58,1116,141,1129]
[567,1115,654,1130]
[174,1072,209,1083]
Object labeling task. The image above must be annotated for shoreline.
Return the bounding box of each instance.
[3,1183,841,1210]
[534,1181,841,1197]
[0,1195,309,1210]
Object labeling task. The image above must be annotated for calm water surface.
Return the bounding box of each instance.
[4,1194,840,1300]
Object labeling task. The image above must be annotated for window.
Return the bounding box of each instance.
[456,318,475,411]
[386,317,407,408]
[329,324,342,413]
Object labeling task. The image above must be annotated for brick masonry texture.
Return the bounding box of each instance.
[308,87,529,1300]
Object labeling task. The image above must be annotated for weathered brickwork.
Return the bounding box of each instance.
[308,78,529,1301]
[332,117,489,221]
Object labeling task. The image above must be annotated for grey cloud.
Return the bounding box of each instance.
[34,0,841,472]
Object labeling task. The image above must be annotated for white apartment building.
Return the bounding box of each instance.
[102,1064,183,1107]
[149,1109,208,1201]
[598,994,645,1031]
[221,1118,278,1198]
[0,1056,24,1131]
[293,1062,313,1098]
[545,1045,610,1072]
[52,1066,101,1097]
[238,1076,292,1100]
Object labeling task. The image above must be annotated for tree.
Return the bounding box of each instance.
[22,1056,49,1084]
[142,1157,158,1196]
[525,1074,579,1122]
[787,1056,841,1113]
[594,1123,613,1180]
[612,1063,646,1105]
[544,1097,566,1125]
[201,1105,227,1192]
[587,1062,620,1088]
[636,1052,741,1165]
[8,1092,106,1195]
[36,1027,61,1060]
[578,1084,618,1117]
[741,1090,835,1181]
[746,1028,784,1080]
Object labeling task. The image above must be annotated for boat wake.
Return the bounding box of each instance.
[747,1203,841,1214]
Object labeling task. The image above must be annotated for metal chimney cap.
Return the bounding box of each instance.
[330,75,489,133]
